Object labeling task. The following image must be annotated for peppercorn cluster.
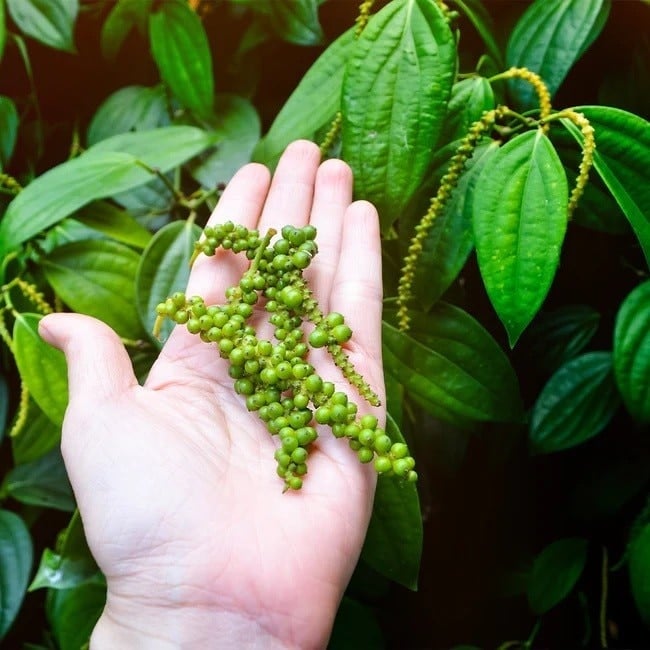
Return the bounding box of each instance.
[155,221,417,491]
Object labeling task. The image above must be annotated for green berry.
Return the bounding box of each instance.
[391,443,408,459]
[331,324,352,344]
[309,328,329,348]
[374,435,392,454]
[291,448,307,464]
[374,457,392,473]
[358,448,374,463]
[360,415,378,430]
[325,312,344,328]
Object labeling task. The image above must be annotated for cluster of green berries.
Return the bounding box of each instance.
[155,221,417,491]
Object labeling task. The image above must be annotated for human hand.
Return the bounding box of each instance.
[39,141,385,649]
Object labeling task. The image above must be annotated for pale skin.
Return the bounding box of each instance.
[39,141,385,649]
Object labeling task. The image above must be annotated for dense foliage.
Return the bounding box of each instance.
[0,0,649,647]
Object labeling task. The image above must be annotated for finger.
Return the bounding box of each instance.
[305,159,352,310]
[257,140,321,234]
[39,313,138,407]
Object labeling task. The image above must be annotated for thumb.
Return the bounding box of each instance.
[39,313,138,406]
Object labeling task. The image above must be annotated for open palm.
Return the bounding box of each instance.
[40,141,385,648]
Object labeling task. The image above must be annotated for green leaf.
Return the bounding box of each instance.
[450,0,503,67]
[12,399,61,465]
[188,94,261,188]
[0,126,214,255]
[3,447,75,512]
[0,0,6,62]
[529,352,620,455]
[629,522,650,627]
[43,240,145,339]
[472,129,568,346]
[0,95,18,168]
[135,220,201,341]
[613,280,650,422]
[13,313,68,426]
[383,306,523,424]
[527,537,588,615]
[6,0,78,52]
[263,0,323,45]
[75,201,152,250]
[560,106,650,267]
[341,0,456,231]
[253,27,356,169]
[149,0,214,119]
[361,415,422,590]
[330,596,384,649]
[101,0,153,60]
[0,510,32,639]
[506,0,610,110]
[87,84,169,146]
[47,582,106,650]
[439,77,495,145]
[0,376,7,439]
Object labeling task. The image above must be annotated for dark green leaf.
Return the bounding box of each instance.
[188,94,261,188]
[329,596,384,649]
[43,240,145,339]
[529,352,620,455]
[0,0,5,62]
[0,510,32,639]
[506,0,610,110]
[3,447,74,512]
[13,313,68,426]
[561,106,650,267]
[87,84,169,146]
[0,376,7,440]
[47,582,106,650]
[472,129,568,346]
[149,0,214,119]
[361,415,422,590]
[629,522,650,627]
[253,27,356,169]
[0,95,18,168]
[6,0,78,52]
[75,201,152,250]
[12,399,61,465]
[101,0,153,60]
[383,306,523,425]
[451,0,502,66]
[341,0,456,230]
[613,280,650,422]
[439,77,495,145]
[264,0,323,45]
[528,538,588,615]
[29,548,100,591]
[136,220,201,341]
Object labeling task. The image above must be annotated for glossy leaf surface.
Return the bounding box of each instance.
[472,129,568,345]
[7,0,78,52]
[439,77,495,145]
[12,400,61,465]
[75,201,152,250]
[341,0,456,230]
[0,95,18,168]
[263,0,323,45]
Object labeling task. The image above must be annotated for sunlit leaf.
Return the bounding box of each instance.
[6,0,78,52]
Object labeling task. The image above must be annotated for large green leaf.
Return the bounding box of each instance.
[527,538,588,615]
[75,201,152,250]
[0,95,18,169]
[472,129,568,346]
[613,280,650,422]
[6,0,78,52]
[0,510,32,639]
[506,0,610,110]
[101,0,153,60]
[0,126,214,255]
[253,27,356,168]
[341,0,456,230]
[361,415,422,590]
[383,306,523,424]
[12,399,61,465]
[87,84,169,146]
[43,240,145,339]
[629,522,650,627]
[13,313,68,426]
[529,352,620,455]
[2,447,75,512]
[136,220,201,341]
[561,106,650,267]
[149,0,214,120]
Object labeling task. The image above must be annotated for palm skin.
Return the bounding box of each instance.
[40,141,385,649]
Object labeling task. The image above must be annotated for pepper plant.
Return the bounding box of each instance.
[0,0,649,647]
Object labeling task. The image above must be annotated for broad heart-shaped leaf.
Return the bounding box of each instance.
[383,306,523,424]
[506,0,610,110]
[629,522,650,627]
[2,447,75,512]
[149,0,214,120]
[87,84,169,146]
[136,220,201,342]
[263,0,323,45]
[0,95,18,168]
[253,27,356,169]
[613,280,650,422]
[12,399,61,465]
[560,107,650,267]
[472,129,569,346]
[47,582,106,650]
[527,537,588,615]
[43,240,145,339]
[341,0,456,231]
[361,415,422,590]
[0,126,215,255]
[187,94,261,188]
[101,0,153,60]
[529,352,620,455]
[13,313,68,426]
[6,0,78,52]
[75,201,152,250]
[0,510,32,639]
